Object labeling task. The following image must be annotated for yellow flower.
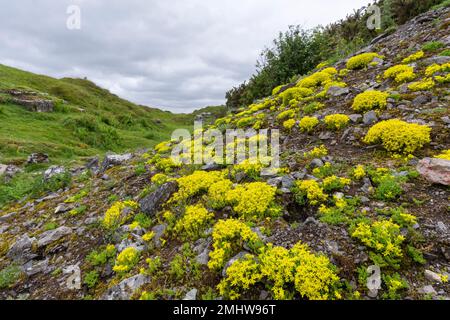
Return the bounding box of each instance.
[352,90,389,112]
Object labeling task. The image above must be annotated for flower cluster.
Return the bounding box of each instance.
[154,141,172,154]
[113,247,140,273]
[352,165,366,180]
[363,119,431,154]
[151,173,169,186]
[283,119,296,131]
[435,150,450,160]
[402,50,424,64]
[322,175,351,192]
[174,204,214,240]
[352,90,389,112]
[102,200,138,230]
[227,182,281,220]
[297,70,334,88]
[407,78,435,91]
[279,87,314,106]
[303,145,328,159]
[207,179,234,210]
[208,219,260,271]
[170,170,226,203]
[346,53,382,70]
[324,114,350,130]
[299,116,319,133]
[294,180,328,206]
[351,219,405,268]
[277,109,297,121]
[383,65,416,83]
[218,241,340,300]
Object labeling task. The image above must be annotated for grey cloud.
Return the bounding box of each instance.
[0,0,368,113]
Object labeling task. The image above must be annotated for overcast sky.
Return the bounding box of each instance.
[0,0,370,113]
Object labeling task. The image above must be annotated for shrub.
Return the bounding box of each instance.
[86,244,117,266]
[227,182,281,220]
[312,162,335,178]
[279,87,314,106]
[422,41,444,52]
[102,201,138,230]
[113,247,140,274]
[383,65,416,83]
[353,165,366,180]
[208,219,261,271]
[402,51,424,64]
[283,119,296,131]
[294,180,328,206]
[297,71,333,88]
[299,116,319,133]
[363,119,431,154]
[0,265,22,289]
[207,179,234,210]
[277,109,297,121]
[351,219,405,268]
[382,273,409,300]
[435,150,450,161]
[217,254,262,300]
[174,204,214,240]
[303,145,328,159]
[303,102,324,114]
[374,174,403,201]
[322,176,351,193]
[352,90,389,112]
[84,270,99,289]
[324,114,350,130]
[407,78,435,91]
[31,172,72,198]
[171,171,225,203]
[346,53,382,70]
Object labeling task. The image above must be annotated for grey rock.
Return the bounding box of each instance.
[349,114,363,123]
[11,98,54,112]
[22,259,50,276]
[425,270,443,283]
[84,157,99,170]
[44,166,66,181]
[117,240,145,253]
[183,289,198,301]
[361,178,374,194]
[139,181,178,217]
[0,164,22,180]
[27,153,49,164]
[267,177,282,187]
[292,170,306,180]
[101,153,133,172]
[102,274,149,300]
[54,203,71,214]
[437,221,447,233]
[234,171,246,182]
[310,158,324,168]
[363,111,378,125]
[417,158,450,186]
[0,211,16,222]
[281,175,295,189]
[319,132,332,140]
[151,224,167,248]
[201,163,223,171]
[441,116,450,125]
[419,285,437,295]
[412,95,431,107]
[327,86,349,97]
[7,234,37,263]
[422,56,450,66]
[37,226,72,248]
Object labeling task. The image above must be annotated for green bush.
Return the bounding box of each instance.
[0,265,22,289]
[422,41,445,52]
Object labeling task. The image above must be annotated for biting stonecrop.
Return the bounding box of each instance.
[363,119,431,154]
[303,145,328,159]
[227,182,281,221]
[208,219,261,271]
[402,50,424,64]
[279,87,314,106]
[170,170,226,203]
[207,179,234,210]
[174,204,214,240]
[102,200,138,230]
[113,247,140,274]
[346,53,382,70]
[352,165,366,180]
[435,150,450,161]
[299,116,319,133]
[151,173,169,186]
[218,242,340,300]
[294,180,328,206]
[283,119,296,131]
[383,65,416,83]
[324,114,350,131]
[352,90,389,112]
[407,78,435,91]
[351,219,405,268]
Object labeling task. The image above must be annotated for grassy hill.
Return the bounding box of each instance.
[0,64,206,165]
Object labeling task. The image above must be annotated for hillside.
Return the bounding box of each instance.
[0,6,449,301]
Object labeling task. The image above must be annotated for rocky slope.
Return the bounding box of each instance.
[0,7,449,300]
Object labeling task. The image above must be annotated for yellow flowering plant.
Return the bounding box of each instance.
[352,90,389,112]
[299,116,319,133]
[346,53,382,70]
[102,200,138,230]
[324,114,350,130]
[174,204,214,240]
[113,247,140,274]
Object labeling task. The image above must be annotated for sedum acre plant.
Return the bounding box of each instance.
[435,150,450,161]
[352,90,389,112]
[113,247,140,274]
[383,65,416,83]
[299,116,319,133]
[407,78,435,91]
[402,50,424,64]
[324,114,350,130]
[174,204,214,240]
[346,52,382,70]
[363,119,431,154]
[102,200,138,230]
[170,170,226,203]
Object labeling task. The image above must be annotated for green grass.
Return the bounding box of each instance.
[422,41,445,52]
[0,64,219,165]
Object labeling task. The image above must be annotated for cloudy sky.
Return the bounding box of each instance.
[0,0,369,113]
